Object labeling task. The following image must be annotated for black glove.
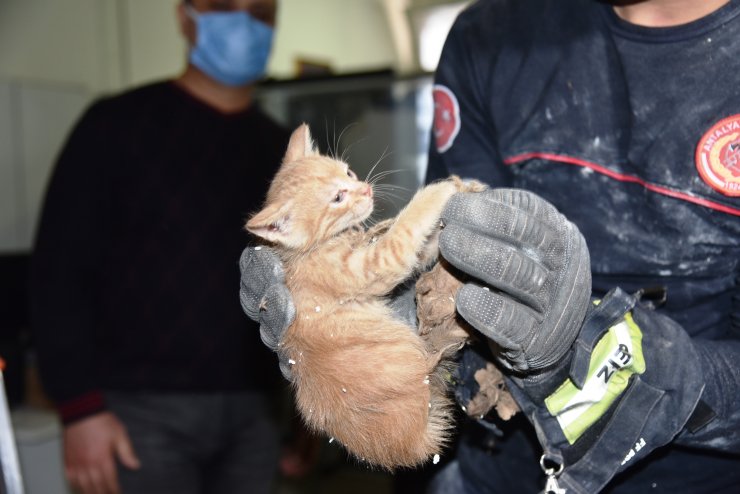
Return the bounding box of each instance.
[439,188,706,493]
[239,246,296,380]
[439,188,592,373]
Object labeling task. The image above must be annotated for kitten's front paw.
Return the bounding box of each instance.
[461,179,487,193]
[448,175,487,193]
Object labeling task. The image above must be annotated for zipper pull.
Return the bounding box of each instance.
[540,454,566,494]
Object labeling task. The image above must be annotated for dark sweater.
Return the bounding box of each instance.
[30,81,289,423]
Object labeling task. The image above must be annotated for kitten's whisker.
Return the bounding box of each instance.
[367,169,413,185]
[368,208,393,224]
[324,118,341,159]
[368,171,403,185]
[334,119,341,159]
[324,117,332,157]
[341,135,368,163]
[361,217,377,230]
[373,191,407,204]
[374,195,408,206]
[373,182,411,189]
[373,189,407,203]
[368,176,414,187]
[370,183,406,196]
[336,123,358,162]
[332,120,344,160]
[363,213,388,230]
[330,120,335,159]
[364,146,393,181]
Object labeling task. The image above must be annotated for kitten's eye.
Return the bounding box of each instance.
[333,190,346,203]
[347,169,357,179]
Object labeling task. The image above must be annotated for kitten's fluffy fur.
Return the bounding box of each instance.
[247,124,482,469]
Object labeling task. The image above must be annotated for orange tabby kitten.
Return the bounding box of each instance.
[246,124,482,469]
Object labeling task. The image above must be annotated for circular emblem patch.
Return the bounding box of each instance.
[432,84,461,153]
[695,114,740,197]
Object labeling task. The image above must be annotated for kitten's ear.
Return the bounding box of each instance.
[246,202,294,244]
[284,123,317,162]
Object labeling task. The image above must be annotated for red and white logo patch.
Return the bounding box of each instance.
[432,84,461,153]
[695,114,740,197]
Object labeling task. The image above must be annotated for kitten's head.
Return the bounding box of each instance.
[246,124,374,250]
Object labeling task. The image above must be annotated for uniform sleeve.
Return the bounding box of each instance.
[425,5,510,187]
[30,101,113,424]
[676,271,740,452]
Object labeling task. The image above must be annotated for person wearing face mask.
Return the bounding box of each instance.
[30,1,296,493]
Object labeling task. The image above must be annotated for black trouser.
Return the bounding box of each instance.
[106,391,279,494]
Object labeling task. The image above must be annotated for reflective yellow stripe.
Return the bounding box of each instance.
[545,312,646,444]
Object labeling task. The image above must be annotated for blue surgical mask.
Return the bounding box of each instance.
[187,6,274,86]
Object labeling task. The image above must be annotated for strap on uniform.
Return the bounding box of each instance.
[569,288,636,389]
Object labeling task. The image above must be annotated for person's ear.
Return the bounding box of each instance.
[176,2,196,45]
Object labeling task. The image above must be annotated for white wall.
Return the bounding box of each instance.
[0,0,466,252]
[124,0,186,88]
[270,0,398,78]
[0,0,123,93]
[0,83,17,251]
[0,0,409,253]
[0,81,90,252]
[121,0,401,85]
[0,0,401,94]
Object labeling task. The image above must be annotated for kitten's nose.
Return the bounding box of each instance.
[362,185,373,197]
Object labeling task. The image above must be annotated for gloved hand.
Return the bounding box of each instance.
[439,188,592,373]
[239,246,296,380]
[440,188,706,493]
